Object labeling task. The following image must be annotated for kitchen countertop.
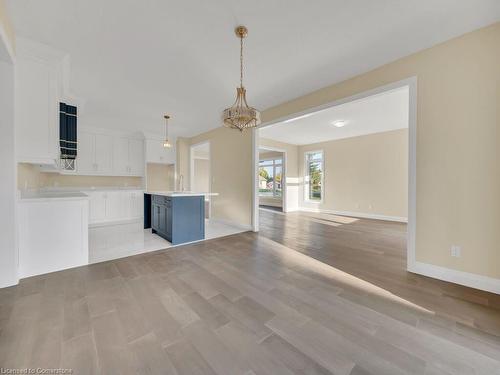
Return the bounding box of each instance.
[42,186,145,192]
[146,191,219,197]
[19,190,90,202]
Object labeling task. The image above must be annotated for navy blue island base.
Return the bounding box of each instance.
[146,194,205,245]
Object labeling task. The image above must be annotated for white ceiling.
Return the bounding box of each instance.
[259,86,409,145]
[5,1,500,139]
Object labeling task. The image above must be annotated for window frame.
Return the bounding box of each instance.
[258,157,283,198]
[304,150,324,203]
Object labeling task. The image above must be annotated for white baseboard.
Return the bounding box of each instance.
[209,218,253,232]
[409,261,500,295]
[298,207,408,223]
[89,217,143,228]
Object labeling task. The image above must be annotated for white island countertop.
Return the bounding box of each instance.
[146,191,219,197]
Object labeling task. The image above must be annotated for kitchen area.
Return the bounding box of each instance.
[14,37,244,281]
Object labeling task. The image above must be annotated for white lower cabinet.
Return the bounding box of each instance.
[18,198,89,278]
[87,190,144,225]
[88,191,106,223]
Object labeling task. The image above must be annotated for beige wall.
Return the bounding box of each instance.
[177,127,253,227]
[298,129,408,218]
[146,163,174,191]
[262,22,500,279]
[0,0,15,53]
[192,158,209,192]
[17,163,143,189]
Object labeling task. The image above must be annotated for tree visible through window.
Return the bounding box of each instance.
[305,151,323,201]
[259,158,282,197]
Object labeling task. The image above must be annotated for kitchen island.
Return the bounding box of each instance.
[145,191,218,245]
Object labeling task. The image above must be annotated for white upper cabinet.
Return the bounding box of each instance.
[145,139,175,164]
[94,134,113,174]
[128,139,144,175]
[112,137,143,176]
[15,55,59,164]
[75,130,143,177]
[112,137,130,175]
[77,131,113,175]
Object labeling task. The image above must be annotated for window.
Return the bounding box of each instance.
[259,158,283,197]
[305,151,323,201]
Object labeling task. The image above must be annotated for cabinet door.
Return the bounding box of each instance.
[88,192,106,224]
[94,134,113,174]
[77,131,95,175]
[165,201,172,240]
[15,57,58,163]
[128,139,144,176]
[159,204,167,235]
[130,191,144,218]
[112,138,129,175]
[105,191,125,221]
[151,203,160,231]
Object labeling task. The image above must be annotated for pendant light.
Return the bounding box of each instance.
[222,26,261,131]
[163,115,171,148]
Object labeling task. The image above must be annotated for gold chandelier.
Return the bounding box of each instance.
[222,26,261,131]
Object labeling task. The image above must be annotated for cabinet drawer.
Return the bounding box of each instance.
[152,195,172,205]
[152,195,164,204]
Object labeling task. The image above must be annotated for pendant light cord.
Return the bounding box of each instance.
[240,35,244,88]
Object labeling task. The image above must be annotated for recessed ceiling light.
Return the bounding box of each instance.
[332,120,346,128]
[283,113,313,123]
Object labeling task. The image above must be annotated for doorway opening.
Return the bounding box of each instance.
[258,147,285,212]
[252,77,416,270]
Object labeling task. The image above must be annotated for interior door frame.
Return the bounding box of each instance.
[252,77,417,272]
[190,140,211,218]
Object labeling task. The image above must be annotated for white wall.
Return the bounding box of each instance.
[0,59,18,287]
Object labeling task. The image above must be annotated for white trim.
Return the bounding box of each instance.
[190,140,211,218]
[210,218,253,232]
[303,149,324,204]
[409,261,500,295]
[407,77,417,270]
[298,207,407,223]
[252,128,259,231]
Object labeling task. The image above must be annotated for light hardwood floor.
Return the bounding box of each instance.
[0,210,499,374]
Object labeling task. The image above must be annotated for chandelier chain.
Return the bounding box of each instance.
[240,35,243,88]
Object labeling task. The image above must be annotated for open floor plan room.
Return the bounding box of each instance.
[1,1,500,374]
[1,216,500,374]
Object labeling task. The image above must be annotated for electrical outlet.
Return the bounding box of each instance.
[451,245,461,257]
